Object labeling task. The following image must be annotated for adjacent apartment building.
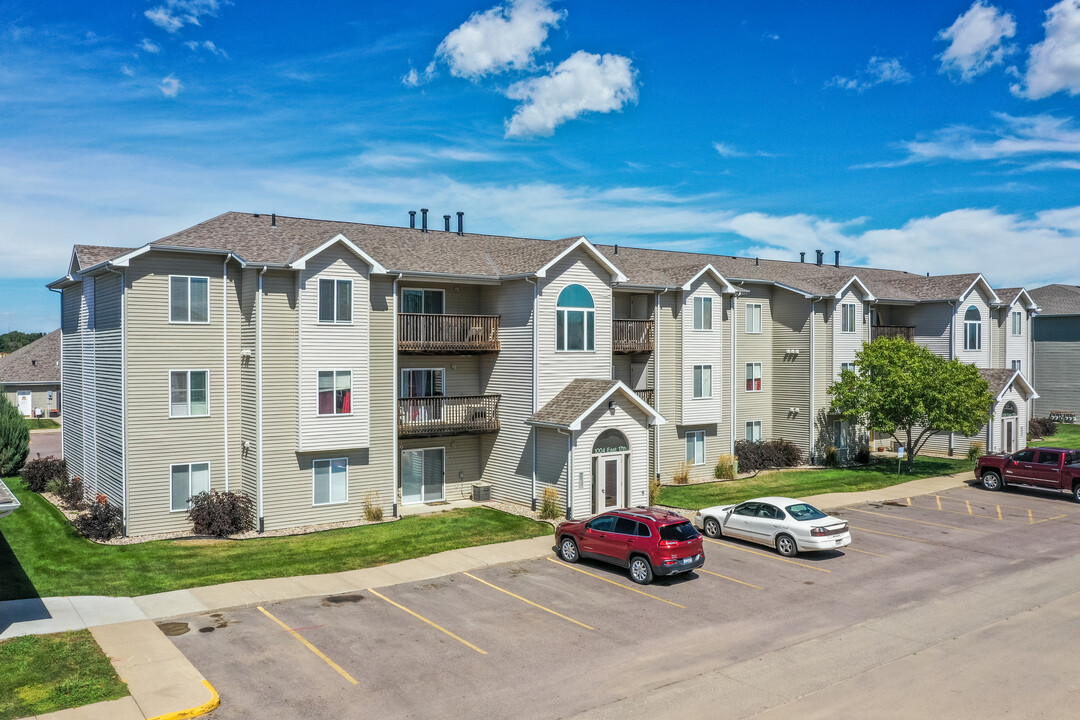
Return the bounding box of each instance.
[51,212,1040,536]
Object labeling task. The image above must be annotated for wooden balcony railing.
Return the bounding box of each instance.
[871,325,915,342]
[612,319,654,353]
[398,395,501,438]
[635,388,655,407]
[398,314,500,354]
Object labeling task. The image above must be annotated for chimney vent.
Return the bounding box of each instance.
[800,252,805,263]
[755,257,759,266]
[421,208,428,233]
[456,211,464,235]
[271,213,277,228]
[614,244,619,255]
[815,249,823,266]
[834,250,840,267]
[444,215,451,232]
[409,210,416,229]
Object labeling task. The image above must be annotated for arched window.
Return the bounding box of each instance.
[1002,401,1017,417]
[593,429,629,454]
[557,284,595,351]
[963,305,982,351]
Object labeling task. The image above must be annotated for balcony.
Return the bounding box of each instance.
[398,314,500,354]
[871,325,915,342]
[398,395,501,438]
[635,388,655,407]
[612,319,654,354]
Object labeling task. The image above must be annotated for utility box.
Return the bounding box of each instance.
[471,483,491,502]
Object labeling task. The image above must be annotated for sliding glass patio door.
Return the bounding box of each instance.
[401,448,445,504]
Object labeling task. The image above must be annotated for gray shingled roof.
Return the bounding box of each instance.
[528,378,620,427]
[0,329,61,384]
[74,245,136,271]
[1030,284,1080,315]
[980,368,1019,398]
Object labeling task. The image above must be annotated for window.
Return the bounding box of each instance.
[318,370,352,415]
[745,303,762,333]
[1014,449,1036,462]
[1011,359,1022,372]
[693,296,713,331]
[170,462,209,512]
[170,371,209,417]
[586,515,616,532]
[964,305,982,350]
[693,364,712,399]
[841,303,856,333]
[1011,311,1022,336]
[614,517,638,535]
[745,421,762,442]
[1036,450,1061,467]
[1002,401,1018,417]
[401,288,444,314]
[400,368,443,397]
[556,284,595,352]
[318,278,352,323]
[685,431,705,465]
[170,276,209,323]
[313,458,348,505]
[841,362,856,373]
[745,362,762,392]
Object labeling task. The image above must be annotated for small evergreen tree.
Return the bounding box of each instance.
[0,394,29,476]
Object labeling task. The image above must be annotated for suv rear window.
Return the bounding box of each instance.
[658,521,699,541]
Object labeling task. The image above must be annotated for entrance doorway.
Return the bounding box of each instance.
[16,391,31,417]
[401,447,444,504]
[592,429,630,513]
[1001,401,1018,453]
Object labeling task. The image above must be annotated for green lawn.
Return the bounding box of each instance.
[0,479,551,601]
[0,630,128,720]
[1029,423,1080,448]
[24,418,60,430]
[658,456,974,510]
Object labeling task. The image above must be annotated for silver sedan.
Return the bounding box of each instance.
[693,496,851,557]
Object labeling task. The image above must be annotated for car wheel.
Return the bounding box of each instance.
[559,537,579,563]
[702,516,722,538]
[981,471,1003,492]
[1073,482,1080,504]
[775,534,798,557]
[628,556,654,585]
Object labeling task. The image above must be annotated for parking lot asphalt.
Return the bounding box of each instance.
[165,482,1080,719]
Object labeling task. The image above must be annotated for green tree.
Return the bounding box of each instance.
[0,393,30,476]
[827,337,991,472]
[0,331,45,355]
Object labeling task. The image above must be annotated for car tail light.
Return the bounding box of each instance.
[658,539,679,548]
[811,524,848,536]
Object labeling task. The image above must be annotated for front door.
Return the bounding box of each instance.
[1003,419,1016,454]
[401,448,445,504]
[16,391,31,417]
[597,456,623,512]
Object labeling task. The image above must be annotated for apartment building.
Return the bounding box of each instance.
[1029,284,1080,420]
[51,212,1039,536]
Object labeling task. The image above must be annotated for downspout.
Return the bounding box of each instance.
[527,276,539,511]
[809,299,816,463]
[558,427,572,519]
[655,288,669,481]
[48,286,64,471]
[949,300,956,456]
[223,257,229,493]
[257,266,267,532]
[731,293,737,451]
[103,266,127,535]
[392,272,402,517]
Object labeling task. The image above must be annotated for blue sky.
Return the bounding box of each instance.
[2,0,1080,331]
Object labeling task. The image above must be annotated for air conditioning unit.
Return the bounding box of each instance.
[471,483,491,502]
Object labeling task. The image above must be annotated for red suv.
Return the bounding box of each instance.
[555,507,704,585]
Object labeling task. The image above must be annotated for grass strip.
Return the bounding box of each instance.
[1029,423,1080,448]
[24,418,60,430]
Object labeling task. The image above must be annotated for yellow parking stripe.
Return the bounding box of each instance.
[698,568,763,589]
[1030,514,1068,525]
[545,557,686,608]
[843,546,886,558]
[931,494,1075,516]
[905,503,1000,521]
[849,525,933,544]
[845,507,988,533]
[702,537,831,573]
[257,606,359,685]
[367,588,487,655]
[462,572,594,630]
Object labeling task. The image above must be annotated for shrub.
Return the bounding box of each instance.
[734,439,804,473]
[649,476,661,506]
[363,492,384,522]
[20,456,67,493]
[672,462,691,485]
[187,490,255,537]
[74,494,123,541]
[60,476,85,509]
[45,476,66,494]
[854,445,871,464]
[0,394,29,477]
[823,446,839,468]
[1029,417,1058,439]
[538,486,561,520]
[967,441,985,462]
[714,454,737,480]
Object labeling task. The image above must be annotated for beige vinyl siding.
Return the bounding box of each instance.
[832,289,865,378]
[992,307,1007,369]
[399,436,481,503]
[956,287,992,368]
[1004,302,1028,372]
[989,387,1028,453]
[536,427,569,508]
[1032,317,1080,417]
[124,253,228,536]
[80,277,99,497]
[400,281,485,314]
[655,290,686,482]
[3,386,61,416]
[225,264,243,492]
[399,355,482,395]
[890,303,953,358]
[537,250,613,406]
[91,271,125,507]
[737,285,773,441]
[61,284,85,484]
[240,267,258,501]
[682,277,725,425]
[812,300,833,458]
[770,290,812,454]
[569,398,650,519]
[666,424,721,483]
[298,246,371,452]
[480,279,534,505]
[367,277,396,516]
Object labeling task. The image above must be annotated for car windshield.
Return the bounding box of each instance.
[659,521,699,541]
[785,503,827,521]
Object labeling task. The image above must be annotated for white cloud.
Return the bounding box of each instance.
[504,50,638,138]
[1012,0,1080,99]
[937,2,1016,82]
[436,0,565,78]
[713,142,745,158]
[121,65,135,77]
[145,0,225,34]
[184,39,228,58]
[159,74,182,97]
[827,56,913,92]
[402,61,437,87]
[139,38,162,54]
[888,113,1080,167]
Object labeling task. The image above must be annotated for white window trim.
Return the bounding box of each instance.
[692,364,713,399]
[312,457,349,506]
[169,461,211,513]
[317,277,354,325]
[168,369,211,419]
[400,287,446,314]
[745,303,762,334]
[169,275,211,324]
[692,296,713,332]
[555,285,596,353]
[400,367,445,397]
[964,321,982,350]
[840,362,856,374]
[1011,310,1022,336]
[745,420,762,442]
[316,369,354,417]
[685,430,705,465]
[841,303,856,333]
[745,362,763,393]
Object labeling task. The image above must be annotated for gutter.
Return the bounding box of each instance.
[558,428,572,519]
[527,275,539,511]
[809,298,816,463]
[103,264,128,535]
[223,257,230,493]
[655,288,669,482]
[257,266,267,532]
[47,285,64,480]
[391,272,402,518]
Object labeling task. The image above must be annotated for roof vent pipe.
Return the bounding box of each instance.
[755,257,759,266]
[444,215,451,232]
[421,208,428,233]
[614,244,618,255]
[271,213,276,227]
[815,249,823,266]
[409,211,416,229]
[800,252,805,263]
[834,250,840,267]
[456,211,464,235]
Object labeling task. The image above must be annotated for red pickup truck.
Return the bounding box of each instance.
[976,447,1080,501]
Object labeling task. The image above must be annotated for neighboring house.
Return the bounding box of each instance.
[1029,284,1080,421]
[0,329,62,417]
[51,212,1039,536]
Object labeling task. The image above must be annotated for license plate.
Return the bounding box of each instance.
[835,539,843,545]
[680,556,693,565]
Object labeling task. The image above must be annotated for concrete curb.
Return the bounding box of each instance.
[800,472,972,511]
